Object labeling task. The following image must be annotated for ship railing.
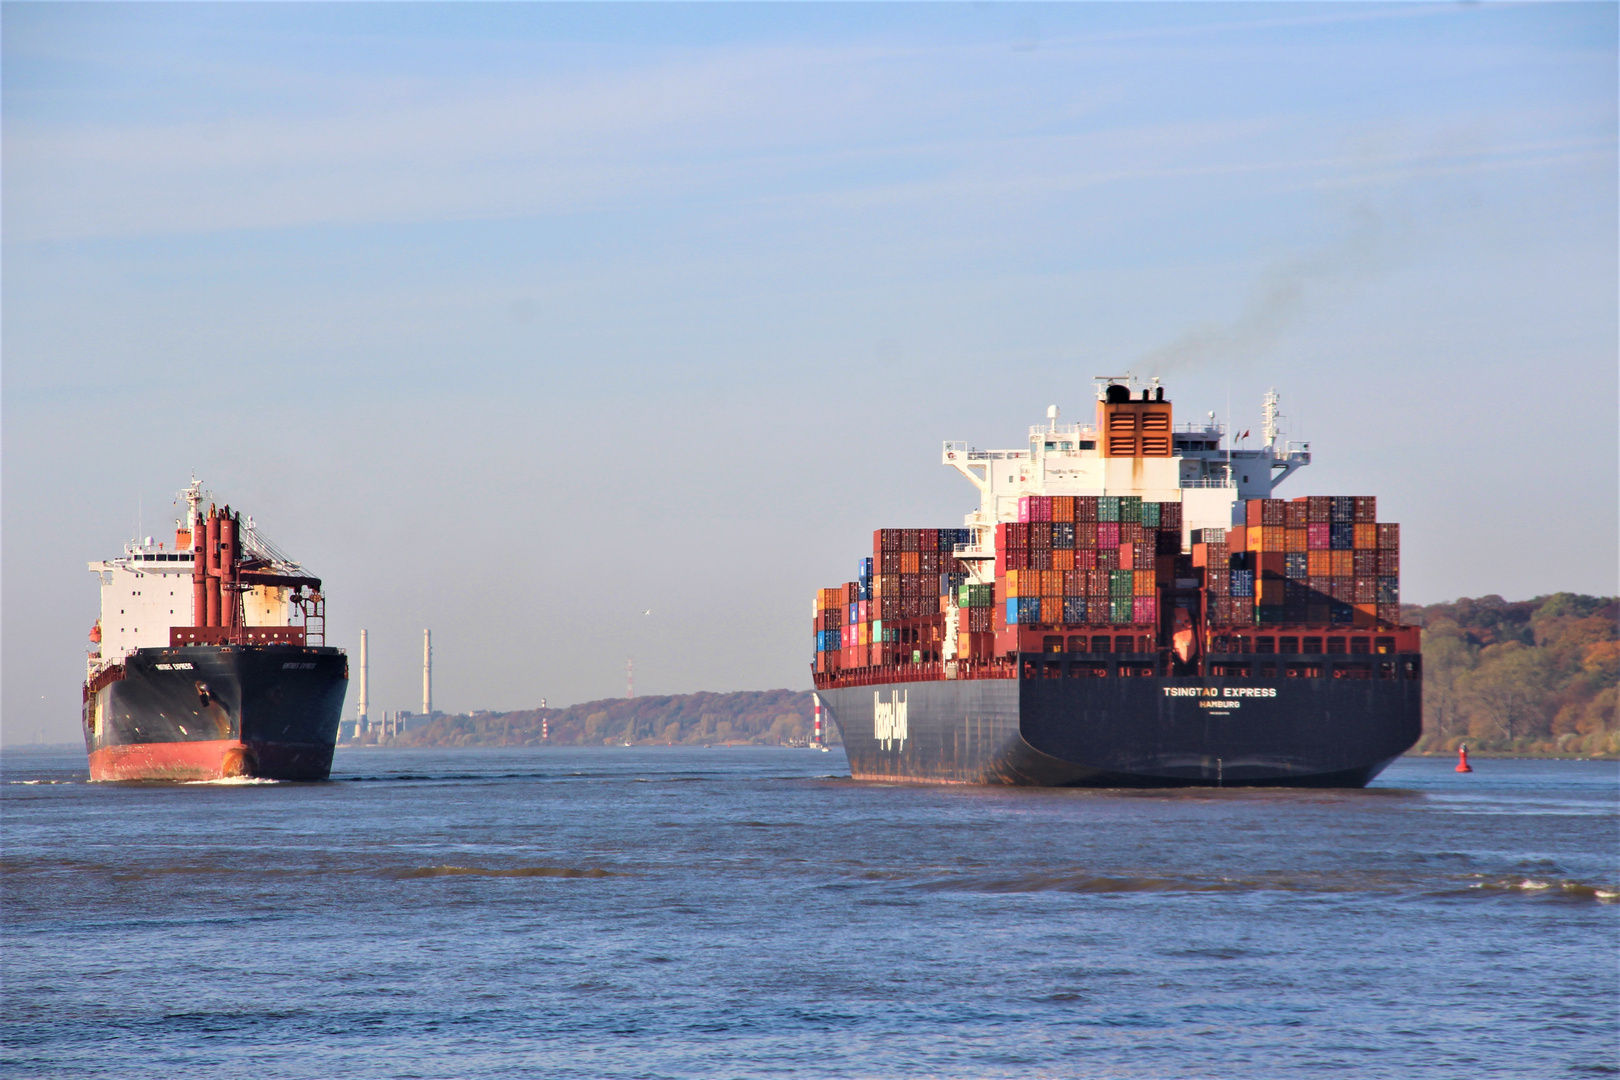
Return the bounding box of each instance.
[1181,477,1236,489]
[813,658,1017,689]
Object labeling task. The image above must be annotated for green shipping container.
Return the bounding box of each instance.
[1110,597,1133,624]
[1098,496,1120,523]
[1109,569,1134,597]
[1119,495,1142,523]
[1141,501,1161,527]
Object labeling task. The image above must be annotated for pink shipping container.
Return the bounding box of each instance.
[1306,523,1331,550]
[1133,596,1157,625]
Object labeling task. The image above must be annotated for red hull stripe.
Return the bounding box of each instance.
[89,740,247,782]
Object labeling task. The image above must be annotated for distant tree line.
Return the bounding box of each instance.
[374,592,1617,758]
[387,689,826,749]
[1408,593,1616,757]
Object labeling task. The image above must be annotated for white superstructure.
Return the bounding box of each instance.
[87,477,316,677]
[942,379,1310,584]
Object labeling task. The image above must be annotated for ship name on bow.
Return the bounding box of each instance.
[874,690,908,749]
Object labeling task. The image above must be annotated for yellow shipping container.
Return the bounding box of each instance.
[1004,570,1025,598]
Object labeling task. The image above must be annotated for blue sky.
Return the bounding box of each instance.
[3,3,1615,740]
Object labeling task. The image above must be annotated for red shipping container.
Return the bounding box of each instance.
[1074,548,1097,570]
[1307,495,1332,523]
[1307,523,1331,550]
[1097,522,1120,548]
[1354,496,1377,523]
[1378,550,1400,575]
[1377,523,1400,550]
[1074,496,1099,523]
[1075,522,1097,548]
[1031,523,1053,549]
[1285,501,1309,528]
[1031,496,1052,523]
[1159,502,1183,529]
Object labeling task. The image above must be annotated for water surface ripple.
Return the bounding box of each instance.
[2,748,1615,1078]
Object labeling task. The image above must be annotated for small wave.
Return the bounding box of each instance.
[183,777,280,786]
[7,779,74,785]
[915,872,1266,895]
[1446,877,1619,902]
[394,865,616,880]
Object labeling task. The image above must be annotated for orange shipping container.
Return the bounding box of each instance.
[1052,496,1074,522]
[1134,570,1155,596]
[1353,523,1377,550]
[1286,527,1308,553]
[1330,550,1354,577]
[1308,550,1333,577]
[900,551,921,574]
[1041,597,1062,623]
[1045,570,1063,597]
[1052,549,1075,571]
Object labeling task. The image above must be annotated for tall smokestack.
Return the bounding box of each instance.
[422,629,432,718]
[357,630,369,734]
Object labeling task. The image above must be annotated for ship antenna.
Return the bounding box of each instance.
[1262,388,1281,450]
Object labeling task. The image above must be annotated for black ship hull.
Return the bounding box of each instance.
[819,655,1421,787]
[83,645,348,782]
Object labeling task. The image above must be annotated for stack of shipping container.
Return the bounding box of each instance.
[813,494,1399,674]
[1195,495,1398,629]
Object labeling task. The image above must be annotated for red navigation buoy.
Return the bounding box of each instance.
[1455,744,1473,773]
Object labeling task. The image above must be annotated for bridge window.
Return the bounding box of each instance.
[1255,636,1275,654]
[1211,663,1250,678]
[1326,637,1347,654]
[1374,636,1396,655]
[1285,663,1323,679]
[1333,663,1372,680]
[1069,663,1108,678]
[1302,636,1323,654]
[1278,636,1299,654]
[1350,637,1371,655]
[1091,635,1112,653]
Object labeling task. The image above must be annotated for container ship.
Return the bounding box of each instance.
[82,478,347,781]
[811,379,1421,787]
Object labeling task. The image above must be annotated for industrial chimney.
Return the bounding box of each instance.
[422,629,432,719]
[356,629,369,736]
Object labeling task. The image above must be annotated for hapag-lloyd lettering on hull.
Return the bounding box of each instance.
[874,690,908,749]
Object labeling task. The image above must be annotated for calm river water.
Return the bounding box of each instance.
[2,747,1615,1078]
